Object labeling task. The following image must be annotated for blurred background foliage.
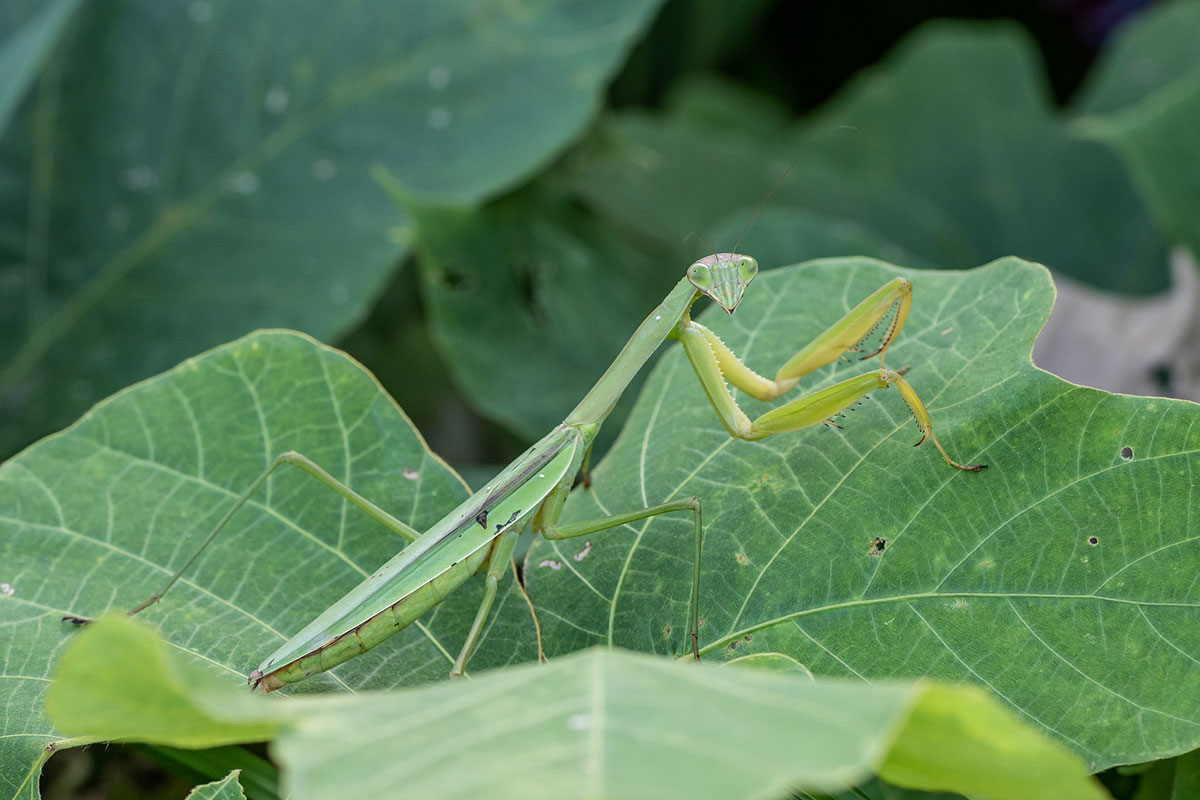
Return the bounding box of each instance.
[2,1,1198,795]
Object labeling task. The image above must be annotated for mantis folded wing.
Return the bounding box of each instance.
[65,254,983,691]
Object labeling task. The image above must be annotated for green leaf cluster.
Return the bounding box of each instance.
[45,616,1107,800]
[2,1,1199,798]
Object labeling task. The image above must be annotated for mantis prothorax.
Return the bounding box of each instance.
[66,254,984,692]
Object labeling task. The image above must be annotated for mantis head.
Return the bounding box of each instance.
[686,253,759,314]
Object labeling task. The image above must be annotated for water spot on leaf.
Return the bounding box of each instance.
[264,85,289,114]
[428,107,452,129]
[329,283,348,305]
[188,1,212,23]
[567,714,591,731]
[123,166,158,191]
[230,172,260,194]
[107,205,131,231]
[312,159,336,181]
[427,65,450,90]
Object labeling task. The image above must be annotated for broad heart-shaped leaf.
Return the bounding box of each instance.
[799,22,1167,296]
[47,617,1108,800]
[572,22,1169,295]
[572,110,972,271]
[0,331,539,798]
[526,257,1200,771]
[0,0,664,457]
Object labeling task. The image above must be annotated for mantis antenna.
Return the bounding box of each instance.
[730,124,859,255]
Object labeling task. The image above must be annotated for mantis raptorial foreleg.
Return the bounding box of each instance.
[677,276,985,471]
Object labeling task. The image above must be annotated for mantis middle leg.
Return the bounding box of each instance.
[532,486,704,660]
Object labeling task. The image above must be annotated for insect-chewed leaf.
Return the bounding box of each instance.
[528,256,1200,770]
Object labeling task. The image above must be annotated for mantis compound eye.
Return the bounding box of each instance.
[737,256,759,283]
[687,263,714,291]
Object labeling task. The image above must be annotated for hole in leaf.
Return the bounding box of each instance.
[1120,446,1133,460]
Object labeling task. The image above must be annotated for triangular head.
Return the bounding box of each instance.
[686,253,759,314]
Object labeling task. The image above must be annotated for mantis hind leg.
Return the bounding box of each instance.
[677,276,985,471]
[62,450,424,624]
[449,528,521,678]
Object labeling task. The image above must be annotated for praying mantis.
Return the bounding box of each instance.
[66,253,985,692]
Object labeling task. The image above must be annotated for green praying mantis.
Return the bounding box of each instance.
[66,253,985,692]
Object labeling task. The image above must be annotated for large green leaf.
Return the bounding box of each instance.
[572,109,968,269]
[46,616,1108,800]
[5,258,1194,792]
[802,22,1166,294]
[571,23,1169,294]
[527,257,1200,770]
[0,0,663,455]
[1071,2,1200,116]
[0,331,537,798]
[1071,2,1200,259]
